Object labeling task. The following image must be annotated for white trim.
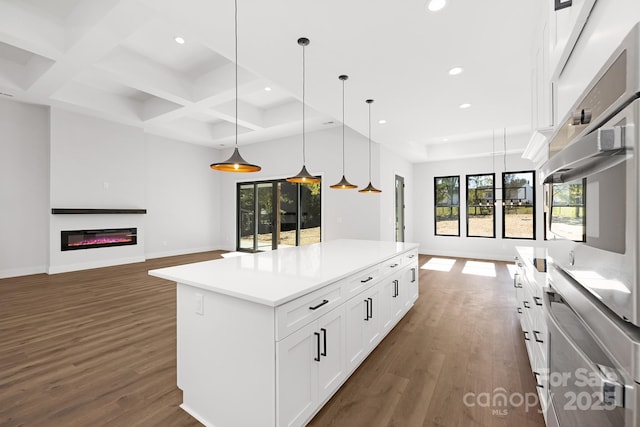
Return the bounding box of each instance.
[145,246,219,260]
[47,256,145,274]
[0,265,47,279]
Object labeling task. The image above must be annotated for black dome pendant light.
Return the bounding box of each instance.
[359,99,381,193]
[287,38,320,184]
[330,75,357,189]
[210,0,261,173]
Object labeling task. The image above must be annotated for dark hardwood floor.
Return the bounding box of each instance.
[0,252,545,427]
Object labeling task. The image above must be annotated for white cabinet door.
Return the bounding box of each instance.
[317,306,346,403]
[345,294,367,371]
[363,286,382,348]
[276,321,319,427]
[405,263,419,308]
[380,278,396,332]
[277,306,346,427]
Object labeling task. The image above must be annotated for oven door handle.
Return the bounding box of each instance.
[544,289,626,408]
[541,126,627,184]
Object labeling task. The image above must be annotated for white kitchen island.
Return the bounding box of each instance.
[149,239,419,427]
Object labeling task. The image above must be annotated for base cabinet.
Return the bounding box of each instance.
[276,306,346,427]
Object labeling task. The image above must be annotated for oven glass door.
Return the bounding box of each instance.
[546,291,626,426]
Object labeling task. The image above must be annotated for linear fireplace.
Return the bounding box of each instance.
[61,228,137,251]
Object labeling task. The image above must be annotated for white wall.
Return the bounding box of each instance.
[145,134,221,258]
[48,108,147,272]
[414,153,542,261]
[556,1,640,121]
[0,99,50,278]
[216,126,386,251]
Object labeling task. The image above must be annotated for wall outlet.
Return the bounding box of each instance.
[195,293,204,315]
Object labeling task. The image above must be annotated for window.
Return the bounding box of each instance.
[237,179,321,252]
[434,176,460,236]
[466,174,495,238]
[502,171,536,239]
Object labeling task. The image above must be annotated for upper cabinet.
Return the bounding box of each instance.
[549,0,598,79]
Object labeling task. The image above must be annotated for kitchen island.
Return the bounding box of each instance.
[149,239,419,427]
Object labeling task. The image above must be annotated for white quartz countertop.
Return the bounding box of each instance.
[149,239,419,307]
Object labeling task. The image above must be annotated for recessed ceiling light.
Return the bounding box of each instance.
[426,0,447,12]
[459,103,471,109]
[378,119,387,124]
[174,36,185,45]
[264,87,272,92]
[448,67,463,75]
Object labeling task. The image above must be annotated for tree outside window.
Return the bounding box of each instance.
[434,176,460,236]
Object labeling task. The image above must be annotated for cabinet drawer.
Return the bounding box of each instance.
[403,249,419,264]
[381,256,403,276]
[344,266,381,299]
[275,282,343,341]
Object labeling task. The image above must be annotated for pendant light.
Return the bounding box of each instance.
[287,38,320,184]
[330,75,357,189]
[359,99,382,193]
[210,0,260,172]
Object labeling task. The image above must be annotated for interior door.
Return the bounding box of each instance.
[395,175,405,242]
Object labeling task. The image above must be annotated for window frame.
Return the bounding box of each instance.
[465,173,496,238]
[501,170,536,240]
[434,175,460,237]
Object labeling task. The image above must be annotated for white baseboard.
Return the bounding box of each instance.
[419,248,513,263]
[47,256,146,274]
[145,246,220,260]
[0,265,47,279]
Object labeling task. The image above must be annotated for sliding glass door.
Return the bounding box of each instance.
[237,179,320,252]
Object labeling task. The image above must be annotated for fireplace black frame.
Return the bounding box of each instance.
[61,228,137,251]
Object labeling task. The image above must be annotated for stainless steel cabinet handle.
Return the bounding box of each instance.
[411,268,416,283]
[361,276,373,283]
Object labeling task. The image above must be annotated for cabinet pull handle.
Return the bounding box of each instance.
[368,297,373,318]
[320,328,327,357]
[361,276,373,283]
[523,331,530,341]
[364,299,370,321]
[523,301,530,309]
[517,307,522,314]
[533,296,543,306]
[314,332,321,362]
[408,254,416,259]
[411,268,416,283]
[390,263,398,268]
[533,330,544,343]
[533,371,543,388]
[392,280,398,298]
[513,274,522,288]
[395,280,399,297]
[309,299,329,310]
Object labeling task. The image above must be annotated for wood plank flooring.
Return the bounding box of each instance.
[0,253,545,427]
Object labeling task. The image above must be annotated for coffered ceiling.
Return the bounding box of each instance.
[0,0,540,162]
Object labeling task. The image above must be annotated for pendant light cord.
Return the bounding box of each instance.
[503,127,507,171]
[368,101,372,182]
[302,41,306,165]
[234,0,238,149]
[342,78,346,174]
